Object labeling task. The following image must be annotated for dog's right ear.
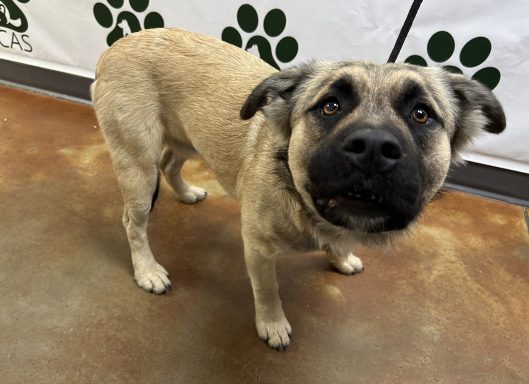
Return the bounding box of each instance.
[240,63,316,123]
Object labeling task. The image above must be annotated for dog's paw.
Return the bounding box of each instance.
[134,263,171,294]
[331,252,364,275]
[256,316,292,351]
[179,186,208,204]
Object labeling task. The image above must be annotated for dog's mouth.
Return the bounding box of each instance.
[311,185,386,230]
[314,187,382,210]
[309,182,420,233]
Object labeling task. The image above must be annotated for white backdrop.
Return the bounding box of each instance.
[1,0,527,174]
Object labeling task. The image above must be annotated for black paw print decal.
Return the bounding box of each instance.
[93,0,164,46]
[405,31,501,90]
[0,0,30,33]
[222,4,298,69]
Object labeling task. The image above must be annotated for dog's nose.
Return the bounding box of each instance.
[342,129,402,175]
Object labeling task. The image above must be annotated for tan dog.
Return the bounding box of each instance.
[91,28,505,350]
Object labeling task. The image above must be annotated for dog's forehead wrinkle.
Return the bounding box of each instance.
[304,62,435,107]
[354,67,413,104]
[390,71,450,119]
[302,63,371,105]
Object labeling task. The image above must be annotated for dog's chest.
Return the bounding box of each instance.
[271,219,320,252]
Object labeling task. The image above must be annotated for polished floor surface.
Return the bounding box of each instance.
[1,85,528,383]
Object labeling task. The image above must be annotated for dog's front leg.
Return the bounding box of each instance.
[242,234,292,350]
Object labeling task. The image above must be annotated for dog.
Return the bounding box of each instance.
[91,28,506,350]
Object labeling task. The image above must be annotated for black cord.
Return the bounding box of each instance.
[387,0,423,63]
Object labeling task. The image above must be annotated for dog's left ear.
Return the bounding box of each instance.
[240,63,316,143]
[447,73,506,155]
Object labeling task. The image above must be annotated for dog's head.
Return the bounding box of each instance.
[241,62,505,234]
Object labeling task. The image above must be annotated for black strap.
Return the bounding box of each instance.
[387,0,423,63]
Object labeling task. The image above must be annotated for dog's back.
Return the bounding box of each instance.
[91,27,276,193]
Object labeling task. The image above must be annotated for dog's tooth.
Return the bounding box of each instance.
[328,199,337,208]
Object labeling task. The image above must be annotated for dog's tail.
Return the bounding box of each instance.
[150,173,161,213]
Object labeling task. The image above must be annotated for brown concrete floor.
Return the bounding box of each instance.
[1,84,528,384]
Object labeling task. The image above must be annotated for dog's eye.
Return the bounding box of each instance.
[410,106,431,125]
[321,98,340,116]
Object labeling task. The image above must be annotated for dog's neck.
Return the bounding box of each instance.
[274,148,318,224]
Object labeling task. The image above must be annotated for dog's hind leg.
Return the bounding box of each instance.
[100,114,171,294]
[160,148,207,204]
[119,162,171,294]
